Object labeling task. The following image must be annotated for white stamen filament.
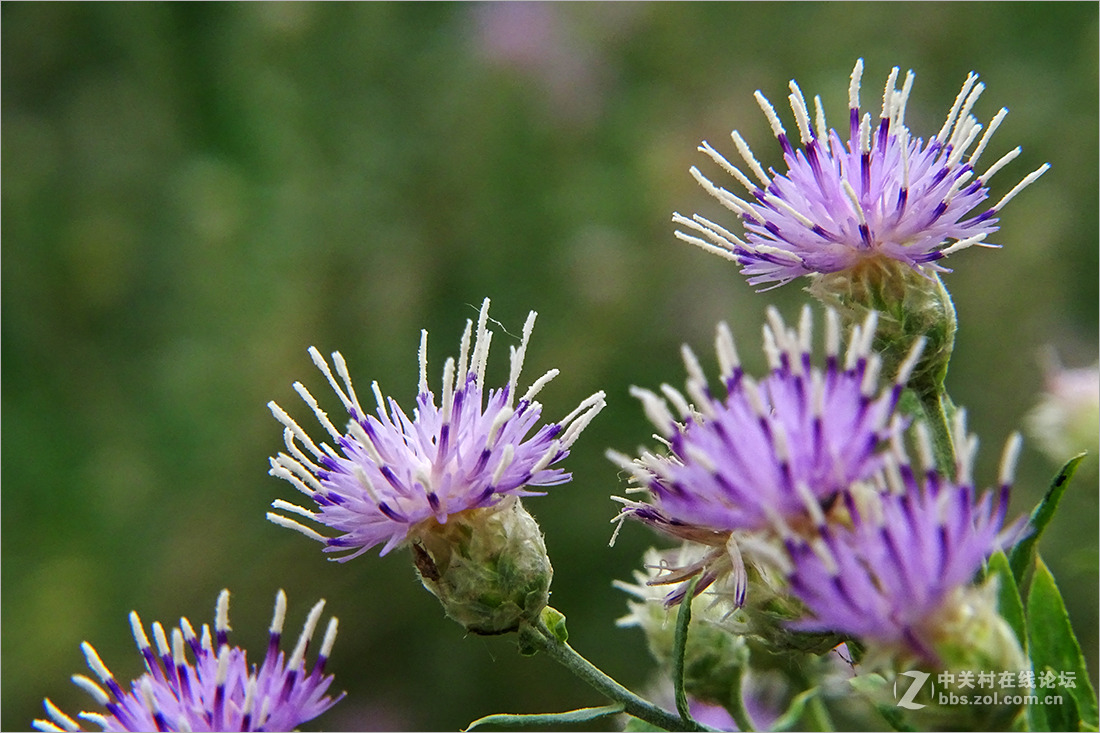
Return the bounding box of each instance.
[950,81,986,149]
[824,308,840,358]
[440,358,456,424]
[938,233,991,257]
[979,145,1021,184]
[471,298,492,390]
[271,589,288,635]
[716,322,740,381]
[894,69,915,127]
[560,394,607,448]
[269,403,325,461]
[841,181,868,227]
[731,130,770,186]
[859,112,871,153]
[507,311,538,407]
[44,699,82,732]
[788,80,813,144]
[673,230,742,263]
[699,141,757,193]
[129,611,150,653]
[491,444,515,486]
[456,319,473,382]
[521,368,559,403]
[269,458,320,497]
[241,677,258,718]
[880,66,899,121]
[417,330,429,395]
[266,513,328,542]
[689,167,755,216]
[292,382,342,443]
[894,337,927,386]
[327,349,367,422]
[992,163,1050,211]
[813,95,827,140]
[271,499,318,521]
[153,622,170,657]
[215,590,230,634]
[848,58,864,111]
[937,72,979,142]
[969,107,1007,167]
[70,675,110,706]
[754,90,787,140]
[998,432,1023,486]
[289,599,327,671]
[320,616,339,659]
[80,643,114,686]
[660,383,693,420]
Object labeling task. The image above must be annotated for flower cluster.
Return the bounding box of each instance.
[34,590,341,733]
[267,297,606,560]
[610,302,1028,666]
[608,305,924,603]
[675,58,1049,288]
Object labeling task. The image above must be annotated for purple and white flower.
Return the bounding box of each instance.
[785,420,1027,662]
[608,306,923,603]
[610,305,922,538]
[34,590,342,732]
[675,59,1049,288]
[267,298,606,560]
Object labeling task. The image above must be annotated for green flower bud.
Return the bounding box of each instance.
[807,256,956,397]
[411,497,552,635]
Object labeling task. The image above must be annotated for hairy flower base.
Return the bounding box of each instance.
[675,58,1048,288]
[34,590,342,733]
[267,297,605,560]
[412,497,553,635]
[807,255,957,392]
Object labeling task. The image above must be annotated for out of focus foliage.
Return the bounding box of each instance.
[3,3,1096,730]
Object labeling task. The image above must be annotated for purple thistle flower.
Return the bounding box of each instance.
[608,306,923,604]
[785,422,1027,662]
[610,305,922,537]
[34,590,342,732]
[267,298,606,560]
[675,59,1049,288]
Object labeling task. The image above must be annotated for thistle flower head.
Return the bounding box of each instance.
[785,419,1027,665]
[34,590,342,732]
[609,305,922,544]
[676,58,1049,289]
[267,297,606,560]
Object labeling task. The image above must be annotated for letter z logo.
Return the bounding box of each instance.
[894,670,931,710]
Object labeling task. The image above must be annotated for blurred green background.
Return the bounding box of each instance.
[4,3,1097,730]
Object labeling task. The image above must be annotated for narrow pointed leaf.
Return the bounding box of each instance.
[466,704,625,731]
[987,550,1027,652]
[1010,453,1087,584]
[1026,557,1098,730]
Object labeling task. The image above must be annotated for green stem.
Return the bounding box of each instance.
[672,577,699,725]
[520,616,714,732]
[916,388,956,475]
[727,665,756,732]
[806,693,834,732]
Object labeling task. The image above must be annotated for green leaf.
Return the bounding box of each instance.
[465,704,625,731]
[1026,557,1099,730]
[672,576,700,725]
[770,687,821,732]
[987,550,1027,653]
[1010,453,1087,585]
[542,606,569,643]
